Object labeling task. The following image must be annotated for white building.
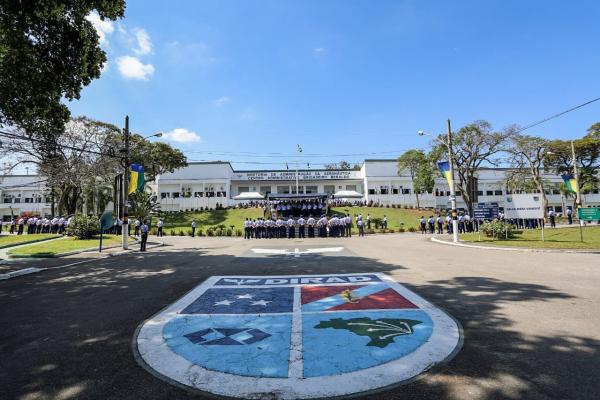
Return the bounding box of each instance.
[153,160,600,212]
[2,159,599,221]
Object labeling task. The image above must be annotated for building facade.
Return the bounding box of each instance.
[2,159,599,221]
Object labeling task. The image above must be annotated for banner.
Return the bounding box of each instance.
[561,174,579,194]
[437,161,453,188]
[128,164,145,194]
[504,194,544,219]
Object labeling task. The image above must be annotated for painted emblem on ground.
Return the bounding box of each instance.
[251,246,345,257]
[135,273,461,399]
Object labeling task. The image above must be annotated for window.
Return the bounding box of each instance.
[368,189,376,195]
[3,197,11,203]
[455,191,462,196]
[380,187,388,195]
[494,190,503,196]
[14,198,20,203]
[446,191,451,196]
[346,185,357,191]
[305,186,317,194]
[238,186,250,194]
[392,188,399,195]
[260,186,271,195]
[291,186,304,194]
[25,198,33,203]
[486,190,493,196]
[277,185,290,194]
[324,185,335,194]
[172,192,180,198]
[194,192,203,197]
[477,190,483,196]
[403,188,411,194]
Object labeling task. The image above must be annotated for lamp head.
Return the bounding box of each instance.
[417,130,425,136]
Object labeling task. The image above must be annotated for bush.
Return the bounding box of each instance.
[372,217,384,229]
[66,214,99,239]
[207,229,214,237]
[398,227,405,233]
[480,220,515,238]
[226,229,233,237]
[198,228,204,237]
[235,229,243,237]
[408,226,416,233]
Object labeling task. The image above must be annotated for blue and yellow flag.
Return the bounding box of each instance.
[437,161,454,188]
[128,164,145,194]
[561,174,578,194]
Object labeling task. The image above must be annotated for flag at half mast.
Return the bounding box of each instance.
[437,161,454,188]
[128,164,145,194]
[561,174,579,194]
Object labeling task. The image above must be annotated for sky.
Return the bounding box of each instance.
[67,0,600,170]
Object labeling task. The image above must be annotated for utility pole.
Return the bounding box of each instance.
[122,116,130,250]
[447,119,459,243]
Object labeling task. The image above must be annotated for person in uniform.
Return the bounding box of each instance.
[17,216,24,235]
[243,218,249,239]
[566,208,573,225]
[458,214,465,233]
[140,220,149,251]
[36,217,43,234]
[419,216,426,234]
[27,217,35,234]
[307,215,315,238]
[366,214,371,230]
[549,209,556,228]
[383,215,388,230]
[134,218,141,237]
[357,217,365,237]
[9,218,15,234]
[157,219,164,237]
[297,216,306,238]
[58,216,65,234]
[436,214,443,234]
[318,215,328,237]
[346,214,352,237]
[427,215,434,233]
[191,220,196,237]
[287,217,295,239]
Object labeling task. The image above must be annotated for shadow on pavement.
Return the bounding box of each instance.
[0,251,598,400]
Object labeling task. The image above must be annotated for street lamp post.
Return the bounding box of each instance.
[418,118,459,243]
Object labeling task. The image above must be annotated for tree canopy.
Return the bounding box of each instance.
[0,0,125,137]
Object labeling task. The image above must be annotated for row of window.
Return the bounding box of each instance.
[238,185,359,195]
[2,197,46,204]
[160,191,227,199]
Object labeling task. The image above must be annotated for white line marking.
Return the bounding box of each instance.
[288,285,303,379]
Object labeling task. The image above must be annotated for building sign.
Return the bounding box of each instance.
[578,207,600,221]
[473,202,499,220]
[235,170,361,181]
[135,273,461,399]
[504,195,544,219]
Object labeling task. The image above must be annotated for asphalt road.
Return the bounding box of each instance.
[1,235,599,400]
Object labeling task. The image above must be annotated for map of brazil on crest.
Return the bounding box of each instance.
[136,273,461,399]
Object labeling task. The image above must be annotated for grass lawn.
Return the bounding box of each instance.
[330,206,423,230]
[460,226,600,250]
[154,206,424,234]
[8,235,129,257]
[0,233,60,248]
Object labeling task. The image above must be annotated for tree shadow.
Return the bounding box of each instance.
[0,252,598,400]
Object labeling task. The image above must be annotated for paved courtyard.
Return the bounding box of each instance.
[1,234,599,399]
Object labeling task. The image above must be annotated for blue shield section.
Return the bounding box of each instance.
[163,314,292,378]
[181,287,294,314]
[302,310,433,377]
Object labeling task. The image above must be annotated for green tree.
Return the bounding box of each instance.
[0,1,125,140]
[505,133,550,216]
[397,149,430,208]
[433,121,508,215]
[129,190,160,223]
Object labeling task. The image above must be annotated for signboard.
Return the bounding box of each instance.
[578,207,600,221]
[473,202,499,220]
[235,170,361,181]
[135,273,461,399]
[100,211,115,230]
[504,194,544,219]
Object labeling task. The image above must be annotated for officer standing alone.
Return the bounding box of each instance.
[140,220,149,251]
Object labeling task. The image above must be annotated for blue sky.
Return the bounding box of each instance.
[69,0,600,170]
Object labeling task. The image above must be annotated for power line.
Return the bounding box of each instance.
[516,96,600,134]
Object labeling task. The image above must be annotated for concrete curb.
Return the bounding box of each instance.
[7,241,136,259]
[430,236,600,254]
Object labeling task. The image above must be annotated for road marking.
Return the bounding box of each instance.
[251,246,345,257]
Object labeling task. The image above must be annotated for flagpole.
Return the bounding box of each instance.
[572,140,583,242]
[447,119,459,243]
[296,145,301,195]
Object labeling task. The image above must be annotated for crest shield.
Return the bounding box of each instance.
[135,273,461,399]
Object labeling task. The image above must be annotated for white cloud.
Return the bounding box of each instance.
[116,56,154,80]
[215,96,231,106]
[133,29,152,55]
[163,128,201,143]
[86,12,115,45]
[313,47,326,56]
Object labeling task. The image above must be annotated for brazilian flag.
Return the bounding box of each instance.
[561,174,578,194]
[437,161,454,188]
[128,164,145,194]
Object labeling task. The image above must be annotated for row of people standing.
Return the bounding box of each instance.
[3,216,70,235]
[243,214,354,239]
[268,200,326,218]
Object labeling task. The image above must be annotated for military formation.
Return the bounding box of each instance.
[243,214,356,239]
[3,216,70,235]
